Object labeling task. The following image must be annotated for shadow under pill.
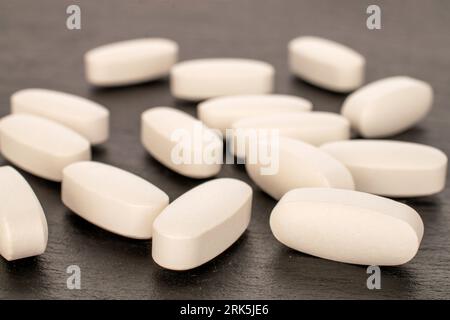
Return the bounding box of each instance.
[289,76,349,99]
[390,126,428,141]
[11,167,61,192]
[0,256,50,299]
[144,154,207,187]
[231,162,246,173]
[64,210,152,258]
[390,195,444,224]
[151,232,249,287]
[87,77,169,95]
[91,144,108,158]
[173,99,199,110]
[395,195,443,208]
[1,255,42,271]
[267,244,420,299]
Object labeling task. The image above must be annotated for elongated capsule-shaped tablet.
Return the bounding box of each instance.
[231,112,350,158]
[0,114,91,181]
[270,188,424,266]
[321,140,447,197]
[341,76,433,138]
[171,59,274,101]
[11,88,109,144]
[62,161,169,239]
[289,36,365,92]
[245,137,354,199]
[85,38,178,86]
[0,166,48,261]
[152,178,252,270]
[198,94,312,135]
[141,107,223,178]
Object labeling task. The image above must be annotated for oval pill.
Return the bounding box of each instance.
[0,114,91,181]
[270,188,424,266]
[289,36,365,92]
[198,94,312,135]
[152,178,252,270]
[321,140,447,197]
[171,58,274,101]
[11,88,109,144]
[245,137,354,200]
[85,38,178,86]
[341,76,433,138]
[0,166,48,261]
[141,107,223,178]
[231,112,350,158]
[62,161,169,239]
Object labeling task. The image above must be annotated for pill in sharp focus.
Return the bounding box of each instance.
[85,38,178,86]
[152,178,252,270]
[341,76,433,138]
[289,36,365,92]
[198,94,312,135]
[11,88,109,144]
[245,137,354,200]
[62,161,169,239]
[0,166,48,261]
[321,140,447,197]
[231,111,350,158]
[270,188,424,266]
[141,107,223,178]
[0,114,91,181]
[170,58,275,101]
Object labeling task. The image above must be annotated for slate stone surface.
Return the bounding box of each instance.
[1,0,449,299]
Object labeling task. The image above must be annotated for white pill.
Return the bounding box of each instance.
[62,161,169,239]
[0,166,48,261]
[152,178,252,270]
[11,88,109,144]
[341,76,433,138]
[289,36,365,92]
[270,188,424,266]
[0,114,91,181]
[321,140,447,197]
[231,112,350,158]
[245,137,354,200]
[170,59,274,101]
[85,38,178,86]
[198,94,312,135]
[141,107,223,178]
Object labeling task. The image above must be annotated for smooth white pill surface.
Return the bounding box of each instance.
[321,140,447,197]
[289,36,365,92]
[171,59,274,101]
[231,112,350,158]
[141,107,223,178]
[245,137,354,200]
[0,166,48,261]
[198,94,312,134]
[62,161,169,239]
[85,38,178,86]
[0,114,91,181]
[341,76,433,138]
[270,188,424,266]
[11,88,109,144]
[152,178,252,270]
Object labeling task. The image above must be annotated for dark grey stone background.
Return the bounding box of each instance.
[0,0,449,299]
